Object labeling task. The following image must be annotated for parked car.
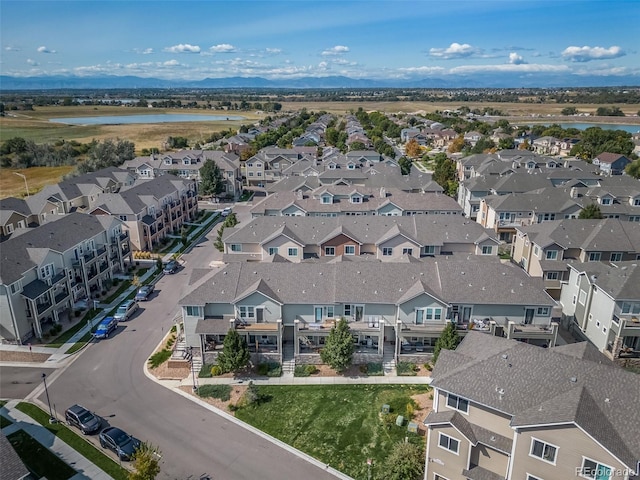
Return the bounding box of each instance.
[99,426,141,461]
[64,404,101,434]
[114,300,138,322]
[163,260,178,274]
[221,207,232,217]
[134,285,154,301]
[94,316,118,339]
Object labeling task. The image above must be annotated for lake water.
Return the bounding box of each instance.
[49,113,245,125]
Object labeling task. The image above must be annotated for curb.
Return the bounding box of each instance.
[142,343,353,480]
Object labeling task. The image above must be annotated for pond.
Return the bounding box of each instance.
[516,122,640,134]
[49,113,246,125]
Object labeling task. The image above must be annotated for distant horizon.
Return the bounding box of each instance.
[1,1,639,88]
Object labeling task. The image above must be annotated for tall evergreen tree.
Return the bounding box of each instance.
[320,318,354,373]
[199,159,224,198]
[217,329,250,374]
[433,322,460,364]
[578,203,604,219]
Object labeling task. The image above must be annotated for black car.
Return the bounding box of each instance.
[163,260,178,274]
[99,426,141,461]
[134,285,154,301]
[64,404,101,434]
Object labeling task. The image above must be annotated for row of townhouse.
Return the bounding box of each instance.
[424,331,640,480]
[0,212,132,343]
[178,257,557,367]
[249,186,463,218]
[344,114,372,148]
[221,215,500,263]
[291,113,333,147]
[121,149,242,199]
[267,162,442,195]
[512,218,640,297]
[0,167,136,239]
[1,169,199,252]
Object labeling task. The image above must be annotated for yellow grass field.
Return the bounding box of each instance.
[1,166,76,198]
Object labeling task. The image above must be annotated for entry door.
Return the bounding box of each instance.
[315,307,323,322]
[524,308,535,324]
[462,307,472,323]
[256,308,265,323]
[354,305,364,322]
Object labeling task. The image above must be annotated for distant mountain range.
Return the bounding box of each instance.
[1,74,639,90]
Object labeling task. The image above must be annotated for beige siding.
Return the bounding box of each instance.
[426,425,471,480]
[511,425,627,480]
[470,444,509,477]
[437,392,514,438]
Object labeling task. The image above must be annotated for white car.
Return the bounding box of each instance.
[114,300,139,322]
[221,207,232,217]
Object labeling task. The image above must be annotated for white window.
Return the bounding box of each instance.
[345,245,355,255]
[423,246,435,255]
[601,197,612,205]
[545,250,558,260]
[321,195,332,204]
[610,252,622,262]
[415,309,424,325]
[268,247,278,256]
[273,162,279,168]
[247,163,253,167]
[530,438,558,464]
[446,393,469,413]
[239,306,255,319]
[423,308,442,321]
[230,244,242,252]
[588,252,601,262]
[257,172,262,177]
[382,247,393,256]
[288,248,298,257]
[536,307,550,316]
[185,306,201,316]
[533,245,540,256]
[633,198,640,206]
[5,224,14,234]
[621,302,640,314]
[402,248,413,255]
[248,172,254,177]
[438,433,459,454]
[325,246,335,256]
[580,457,612,480]
[10,280,22,295]
[351,195,362,204]
[546,272,559,280]
[578,290,587,305]
[39,263,54,279]
[481,245,492,255]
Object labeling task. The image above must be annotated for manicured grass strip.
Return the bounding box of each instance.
[8,429,77,480]
[64,331,94,354]
[103,280,132,304]
[196,384,231,401]
[235,385,428,479]
[15,402,129,480]
[45,308,100,348]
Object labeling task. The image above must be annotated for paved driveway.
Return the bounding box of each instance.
[37,214,337,480]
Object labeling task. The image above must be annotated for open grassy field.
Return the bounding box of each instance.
[1,166,75,198]
[235,384,429,479]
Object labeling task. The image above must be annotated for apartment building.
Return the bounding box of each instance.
[559,261,640,364]
[178,257,556,367]
[424,332,640,480]
[221,215,499,263]
[0,213,131,343]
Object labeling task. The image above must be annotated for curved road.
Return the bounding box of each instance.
[37,211,337,480]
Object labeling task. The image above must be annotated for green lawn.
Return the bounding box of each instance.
[234,385,428,479]
[15,402,129,480]
[44,308,100,348]
[8,429,78,480]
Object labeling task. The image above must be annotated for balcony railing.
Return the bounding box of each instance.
[37,301,53,315]
[99,261,109,273]
[54,290,70,304]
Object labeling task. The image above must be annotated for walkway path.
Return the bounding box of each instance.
[1,400,115,480]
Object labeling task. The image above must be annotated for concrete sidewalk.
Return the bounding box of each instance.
[180,374,433,388]
[1,400,116,480]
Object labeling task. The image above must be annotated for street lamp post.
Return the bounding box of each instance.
[190,346,198,392]
[41,373,56,423]
[13,172,30,197]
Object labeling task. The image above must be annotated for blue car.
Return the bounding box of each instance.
[94,317,118,339]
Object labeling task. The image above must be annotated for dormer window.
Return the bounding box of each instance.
[347,164,355,170]
[351,195,362,204]
[633,198,640,206]
[183,158,190,165]
[164,158,172,165]
[328,163,336,170]
[321,195,332,204]
[600,197,612,205]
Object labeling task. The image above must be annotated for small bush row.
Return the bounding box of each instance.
[256,362,282,377]
[196,384,231,401]
[397,362,420,376]
[294,364,319,377]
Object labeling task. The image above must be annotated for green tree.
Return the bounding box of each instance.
[380,441,425,480]
[579,203,603,219]
[561,106,578,116]
[433,322,460,364]
[405,138,421,158]
[243,381,262,405]
[625,159,640,179]
[432,154,458,196]
[155,256,163,272]
[498,137,515,150]
[320,318,354,373]
[199,159,224,198]
[129,442,161,480]
[398,156,412,175]
[349,141,366,151]
[217,329,250,374]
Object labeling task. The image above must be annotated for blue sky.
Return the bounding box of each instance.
[1,0,639,85]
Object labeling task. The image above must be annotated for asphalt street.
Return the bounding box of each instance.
[0,366,56,400]
[34,206,338,480]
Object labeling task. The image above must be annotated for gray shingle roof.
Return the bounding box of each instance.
[431,332,640,468]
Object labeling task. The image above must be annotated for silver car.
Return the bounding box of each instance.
[114,300,138,322]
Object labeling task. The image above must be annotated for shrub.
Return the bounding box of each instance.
[294,364,319,377]
[74,310,81,318]
[228,403,238,412]
[210,365,223,376]
[196,384,231,401]
[112,278,120,286]
[424,363,433,371]
[199,364,214,378]
[367,363,384,376]
[397,362,419,376]
[148,349,171,369]
[257,363,281,377]
[359,364,368,374]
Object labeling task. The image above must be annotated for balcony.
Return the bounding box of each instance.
[51,271,67,285]
[119,232,129,242]
[37,301,53,315]
[83,250,96,263]
[87,268,98,280]
[462,465,505,480]
[99,261,109,273]
[54,290,70,304]
[96,245,107,257]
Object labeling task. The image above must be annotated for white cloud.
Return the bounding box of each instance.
[210,44,236,53]
[429,42,478,59]
[397,66,447,75]
[265,48,282,55]
[164,44,201,53]
[26,58,38,66]
[562,45,624,62]
[163,59,180,66]
[322,45,350,56]
[5,46,20,52]
[37,46,56,54]
[134,48,154,55]
[508,52,526,65]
